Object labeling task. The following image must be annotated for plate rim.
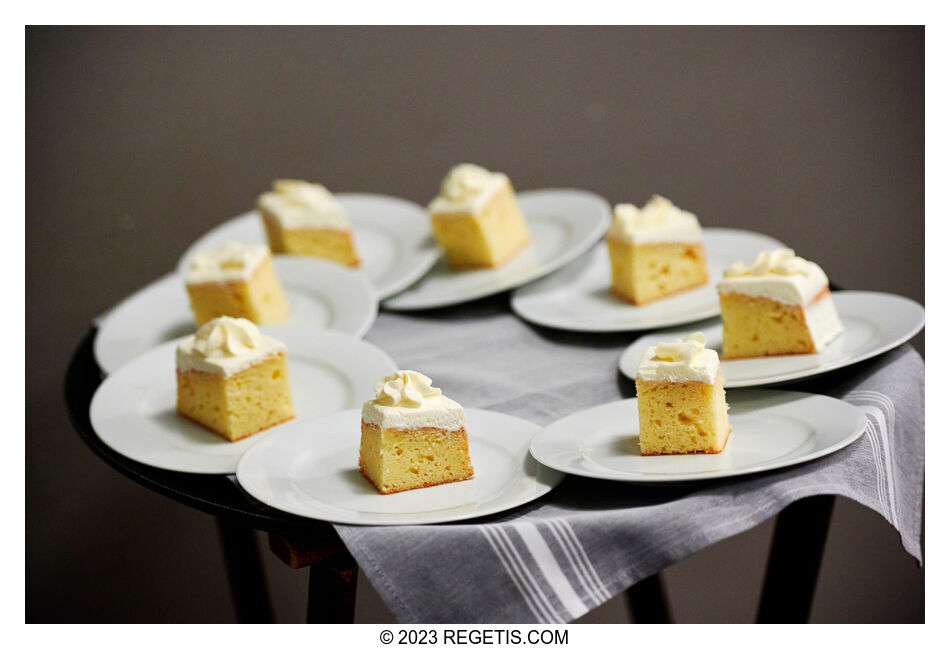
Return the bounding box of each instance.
[93,271,180,374]
[271,255,379,339]
[89,328,398,474]
[235,406,564,525]
[174,192,441,300]
[509,227,789,333]
[529,388,867,483]
[381,187,612,311]
[618,290,924,388]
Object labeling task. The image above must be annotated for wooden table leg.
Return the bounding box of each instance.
[307,549,359,623]
[268,532,359,623]
[625,572,673,623]
[757,495,835,623]
[216,516,275,623]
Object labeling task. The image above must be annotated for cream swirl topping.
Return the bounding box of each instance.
[257,179,350,230]
[176,316,286,376]
[373,370,442,407]
[439,164,496,202]
[362,370,466,430]
[615,195,679,228]
[186,241,268,284]
[194,317,265,358]
[717,248,830,306]
[607,195,702,243]
[428,164,509,214]
[637,332,719,384]
[271,179,337,208]
[653,332,708,364]
[723,248,809,277]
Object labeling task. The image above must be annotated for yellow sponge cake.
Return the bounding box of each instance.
[359,370,474,494]
[428,164,531,270]
[717,249,844,359]
[606,196,709,305]
[257,180,360,268]
[185,241,290,327]
[176,316,294,442]
[635,332,730,455]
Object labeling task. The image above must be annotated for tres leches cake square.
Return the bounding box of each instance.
[257,179,361,268]
[176,316,294,442]
[359,370,474,495]
[717,248,844,359]
[428,164,531,270]
[635,332,731,455]
[606,195,710,305]
[185,241,290,327]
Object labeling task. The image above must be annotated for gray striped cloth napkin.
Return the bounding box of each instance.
[334,298,923,623]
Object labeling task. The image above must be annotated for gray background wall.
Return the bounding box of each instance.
[26,26,924,622]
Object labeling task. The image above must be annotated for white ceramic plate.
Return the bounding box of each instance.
[619,291,924,388]
[176,193,440,299]
[530,389,866,483]
[382,189,611,311]
[89,326,397,474]
[510,228,787,332]
[94,257,378,374]
[236,408,564,525]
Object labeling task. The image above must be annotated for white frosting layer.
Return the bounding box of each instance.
[176,316,286,376]
[360,370,466,430]
[186,241,269,285]
[805,292,845,351]
[606,195,703,244]
[716,248,830,305]
[257,179,350,230]
[428,163,509,215]
[636,332,720,384]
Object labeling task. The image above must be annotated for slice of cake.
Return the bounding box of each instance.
[428,163,532,270]
[635,332,731,455]
[606,195,709,305]
[176,316,295,442]
[359,370,474,494]
[186,241,290,327]
[257,179,360,268]
[717,248,844,359]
